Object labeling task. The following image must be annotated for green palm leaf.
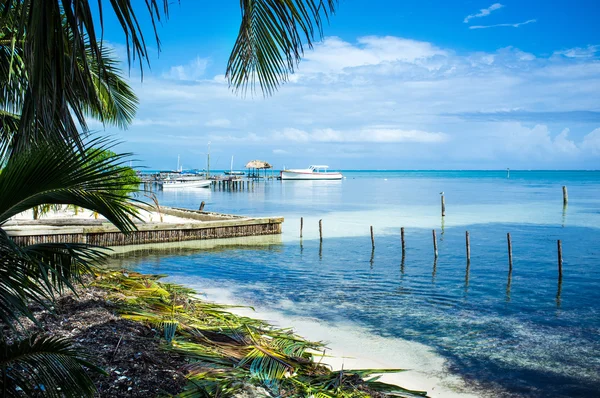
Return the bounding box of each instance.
[0,334,104,397]
[227,0,337,95]
[0,6,139,154]
[0,228,107,327]
[0,136,140,230]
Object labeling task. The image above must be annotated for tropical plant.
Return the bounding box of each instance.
[0,334,105,397]
[0,5,138,156]
[0,138,140,396]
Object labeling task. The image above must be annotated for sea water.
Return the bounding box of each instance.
[114,171,600,397]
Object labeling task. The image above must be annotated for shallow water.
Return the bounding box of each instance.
[114,171,600,397]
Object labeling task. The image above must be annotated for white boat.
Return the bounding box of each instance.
[280,165,343,180]
[160,179,212,189]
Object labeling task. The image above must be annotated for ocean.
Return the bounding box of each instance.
[112,170,600,397]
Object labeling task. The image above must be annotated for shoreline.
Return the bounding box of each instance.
[188,283,484,398]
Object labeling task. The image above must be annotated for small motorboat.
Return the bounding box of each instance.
[160,179,212,189]
[280,165,343,180]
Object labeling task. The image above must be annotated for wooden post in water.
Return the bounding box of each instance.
[319,219,323,243]
[199,201,205,211]
[370,226,375,249]
[441,195,446,217]
[300,217,303,238]
[401,227,406,257]
[562,186,568,206]
[466,231,471,262]
[432,229,438,258]
[507,233,513,272]
[557,240,563,279]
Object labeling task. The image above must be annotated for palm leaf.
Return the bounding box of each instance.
[0,334,104,397]
[0,7,139,155]
[0,136,140,231]
[0,228,109,327]
[227,0,337,95]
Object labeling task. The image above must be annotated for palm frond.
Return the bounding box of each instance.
[0,334,104,397]
[227,0,337,95]
[0,2,141,154]
[0,229,107,327]
[0,136,140,231]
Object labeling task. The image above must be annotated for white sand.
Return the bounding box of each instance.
[196,286,482,398]
[10,207,201,225]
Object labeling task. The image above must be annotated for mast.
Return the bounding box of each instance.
[207,142,211,178]
[230,155,234,172]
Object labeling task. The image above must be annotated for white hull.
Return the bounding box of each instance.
[280,171,343,180]
[161,179,212,189]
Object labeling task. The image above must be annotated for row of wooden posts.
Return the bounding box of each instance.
[437,185,567,218]
[211,179,255,191]
[300,218,565,279]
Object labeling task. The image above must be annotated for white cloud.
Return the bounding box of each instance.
[164,56,209,80]
[554,45,600,59]
[298,36,446,74]
[581,128,600,155]
[205,119,231,128]
[273,149,289,155]
[275,127,449,143]
[464,3,504,23]
[470,19,537,30]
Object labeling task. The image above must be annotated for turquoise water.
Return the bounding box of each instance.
[120,171,600,397]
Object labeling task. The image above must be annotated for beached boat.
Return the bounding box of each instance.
[280,165,343,180]
[160,179,212,189]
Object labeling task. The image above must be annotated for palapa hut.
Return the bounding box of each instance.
[245,160,273,179]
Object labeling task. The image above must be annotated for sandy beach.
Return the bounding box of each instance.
[197,285,483,398]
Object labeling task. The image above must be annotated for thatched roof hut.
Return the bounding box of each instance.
[245,160,272,169]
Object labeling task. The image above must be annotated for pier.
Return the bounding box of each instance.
[5,205,283,247]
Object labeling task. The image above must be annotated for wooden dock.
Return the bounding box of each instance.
[5,206,283,247]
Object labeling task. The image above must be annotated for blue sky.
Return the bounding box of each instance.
[95,1,600,170]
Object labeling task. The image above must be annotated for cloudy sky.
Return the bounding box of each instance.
[96,1,600,170]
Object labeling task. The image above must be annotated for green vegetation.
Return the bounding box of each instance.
[94,269,428,398]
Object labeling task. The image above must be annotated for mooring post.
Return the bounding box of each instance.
[466,231,471,262]
[562,186,568,206]
[199,201,205,211]
[441,195,446,217]
[401,227,406,257]
[433,229,438,258]
[370,226,375,249]
[300,217,303,238]
[558,240,563,279]
[507,232,513,272]
[319,219,323,242]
